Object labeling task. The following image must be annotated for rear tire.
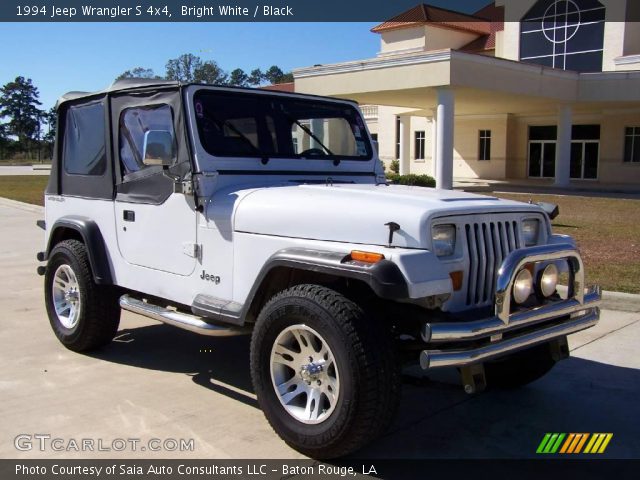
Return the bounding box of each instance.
[250,284,400,459]
[484,341,560,389]
[44,240,120,352]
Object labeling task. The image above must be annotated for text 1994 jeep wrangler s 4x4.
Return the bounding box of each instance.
[38,79,601,458]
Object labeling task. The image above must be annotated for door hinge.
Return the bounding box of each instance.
[181,180,194,196]
[174,179,194,196]
[182,242,201,258]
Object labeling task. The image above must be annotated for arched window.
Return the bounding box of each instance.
[520,0,605,72]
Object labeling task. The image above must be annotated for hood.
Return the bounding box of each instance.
[231,183,543,249]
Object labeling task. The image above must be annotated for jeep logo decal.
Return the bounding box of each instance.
[200,270,220,284]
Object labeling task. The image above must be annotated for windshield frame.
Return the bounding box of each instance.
[188,87,374,164]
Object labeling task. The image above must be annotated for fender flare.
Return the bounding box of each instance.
[240,248,409,321]
[46,216,113,285]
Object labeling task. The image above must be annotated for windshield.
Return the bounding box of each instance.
[193,90,372,161]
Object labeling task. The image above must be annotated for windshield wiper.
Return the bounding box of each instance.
[283,113,335,159]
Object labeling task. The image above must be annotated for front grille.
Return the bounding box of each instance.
[464,220,522,306]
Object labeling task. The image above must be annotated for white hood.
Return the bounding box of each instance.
[231,183,543,248]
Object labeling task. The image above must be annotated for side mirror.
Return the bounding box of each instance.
[537,201,560,220]
[142,130,175,167]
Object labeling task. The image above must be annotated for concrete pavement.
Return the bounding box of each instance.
[0,201,638,460]
[0,165,51,176]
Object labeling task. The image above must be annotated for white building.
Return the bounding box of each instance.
[293,0,640,188]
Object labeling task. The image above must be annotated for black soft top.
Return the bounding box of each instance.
[56,78,179,106]
[56,79,358,108]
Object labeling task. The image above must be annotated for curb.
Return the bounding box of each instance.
[600,290,640,313]
[0,196,44,214]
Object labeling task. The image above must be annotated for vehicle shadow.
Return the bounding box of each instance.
[90,323,258,408]
[89,323,640,459]
[354,356,640,459]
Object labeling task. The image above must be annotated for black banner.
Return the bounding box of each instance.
[0,0,637,23]
[2,0,453,22]
[2,459,640,480]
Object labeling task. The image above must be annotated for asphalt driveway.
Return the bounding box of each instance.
[1,199,638,459]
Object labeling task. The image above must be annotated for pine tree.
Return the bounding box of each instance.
[0,76,44,148]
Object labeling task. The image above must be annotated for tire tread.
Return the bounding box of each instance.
[45,239,120,352]
[250,284,400,458]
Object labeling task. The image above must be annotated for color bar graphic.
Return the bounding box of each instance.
[537,433,613,454]
[584,433,614,454]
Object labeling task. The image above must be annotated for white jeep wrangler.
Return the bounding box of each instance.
[38,79,601,458]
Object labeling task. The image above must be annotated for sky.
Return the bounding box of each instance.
[0,22,380,109]
[0,0,490,110]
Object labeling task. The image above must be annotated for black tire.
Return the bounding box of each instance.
[484,341,559,389]
[44,239,120,352]
[250,284,400,459]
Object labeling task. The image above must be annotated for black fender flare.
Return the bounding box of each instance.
[46,216,113,285]
[241,248,409,322]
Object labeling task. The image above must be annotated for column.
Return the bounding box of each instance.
[435,88,455,190]
[555,104,572,187]
[398,115,411,176]
[430,109,438,179]
[310,118,324,150]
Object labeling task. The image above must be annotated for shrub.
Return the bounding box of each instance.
[385,172,399,183]
[385,173,435,188]
[389,159,400,174]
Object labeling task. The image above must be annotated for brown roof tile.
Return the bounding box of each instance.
[460,3,504,52]
[260,82,295,92]
[371,3,492,35]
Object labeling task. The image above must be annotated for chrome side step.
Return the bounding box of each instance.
[119,295,249,337]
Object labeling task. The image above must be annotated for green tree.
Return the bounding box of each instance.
[228,68,249,87]
[42,107,57,143]
[0,123,10,159]
[263,66,294,85]
[163,54,291,87]
[116,67,162,81]
[42,107,57,159]
[264,65,286,85]
[248,68,264,86]
[193,60,228,85]
[279,72,294,84]
[165,53,203,82]
[0,76,43,146]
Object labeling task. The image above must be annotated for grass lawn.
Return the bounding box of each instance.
[494,192,640,294]
[0,175,637,293]
[0,159,51,166]
[0,175,48,206]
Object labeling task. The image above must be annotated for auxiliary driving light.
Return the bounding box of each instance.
[538,263,559,298]
[513,268,533,304]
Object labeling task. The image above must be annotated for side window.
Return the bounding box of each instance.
[119,105,175,176]
[63,101,107,175]
[479,130,491,161]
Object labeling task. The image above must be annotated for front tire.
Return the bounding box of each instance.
[44,239,120,352]
[250,284,400,459]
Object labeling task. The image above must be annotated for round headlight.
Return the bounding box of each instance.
[513,268,533,304]
[539,263,559,297]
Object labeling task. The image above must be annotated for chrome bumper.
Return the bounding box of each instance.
[420,244,601,370]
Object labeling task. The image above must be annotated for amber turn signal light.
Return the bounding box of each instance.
[350,250,385,264]
[449,271,463,291]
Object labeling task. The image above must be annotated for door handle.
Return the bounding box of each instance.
[123,210,135,222]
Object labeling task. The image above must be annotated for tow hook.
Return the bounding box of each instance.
[460,363,486,394]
